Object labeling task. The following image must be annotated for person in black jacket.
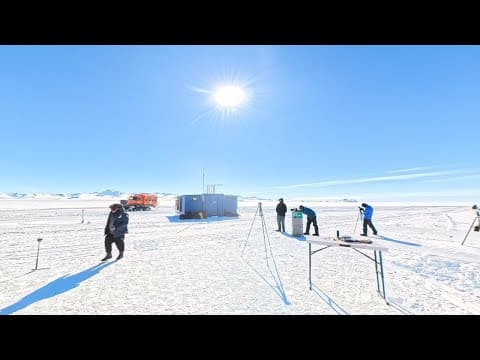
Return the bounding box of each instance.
[102,203,129,261]
[276,198,287,232]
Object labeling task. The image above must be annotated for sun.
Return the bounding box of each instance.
[187,80,252,124]
[213,85,246,108]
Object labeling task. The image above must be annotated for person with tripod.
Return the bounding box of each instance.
[359,203,377,236]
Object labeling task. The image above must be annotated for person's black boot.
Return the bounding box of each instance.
[116,251,124,260]
[101,253,112,261]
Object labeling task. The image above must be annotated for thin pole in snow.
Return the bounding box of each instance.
[354,209,362,233]
[34,238,43,270]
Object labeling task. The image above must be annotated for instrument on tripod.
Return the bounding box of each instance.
[461,205,480,246]
[354,207,364,233]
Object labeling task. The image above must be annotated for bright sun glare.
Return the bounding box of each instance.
[213,86,246,107]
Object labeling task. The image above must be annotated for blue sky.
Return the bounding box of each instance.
[1,45,479,202]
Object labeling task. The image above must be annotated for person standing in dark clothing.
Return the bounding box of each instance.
[276,198,287,232]
[359,203,377,236]
[102,203,129,261]
[298,205,319,236]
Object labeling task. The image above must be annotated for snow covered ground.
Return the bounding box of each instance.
[0,198,479,315]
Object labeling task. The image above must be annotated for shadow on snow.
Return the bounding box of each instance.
[241,258,290,306]
[0,261,115,315]
[280,232,306,241]
[310,283,349,315]
[378,235,421,247]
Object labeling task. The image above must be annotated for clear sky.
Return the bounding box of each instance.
[1,45,479,201]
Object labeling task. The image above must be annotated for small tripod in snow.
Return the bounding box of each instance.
[461,205,480,246]
[241,202,270,258]
[354,207,364,233]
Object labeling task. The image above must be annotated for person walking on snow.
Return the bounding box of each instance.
[359,203,377,236]
[276,198,287,232]
[298,205,319,236]
[102,203,129,261]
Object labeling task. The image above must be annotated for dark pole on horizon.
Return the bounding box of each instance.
[81,209,85,224]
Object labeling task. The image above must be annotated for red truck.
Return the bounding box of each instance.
[120,193,158,211]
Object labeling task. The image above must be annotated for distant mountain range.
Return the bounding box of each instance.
[0,190,176,200]
[0,191,357,203]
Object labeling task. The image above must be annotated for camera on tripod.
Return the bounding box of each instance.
[462,204,480,245]
[473,205,480,232]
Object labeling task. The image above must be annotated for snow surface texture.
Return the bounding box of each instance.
[0,198,479,315]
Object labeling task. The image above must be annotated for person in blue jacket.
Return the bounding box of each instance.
[359,203,377,236]
[298,205,319,236]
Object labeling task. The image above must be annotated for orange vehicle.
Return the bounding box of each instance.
[120,193,158,211]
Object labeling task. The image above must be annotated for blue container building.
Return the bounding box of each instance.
[175,193,238,219]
